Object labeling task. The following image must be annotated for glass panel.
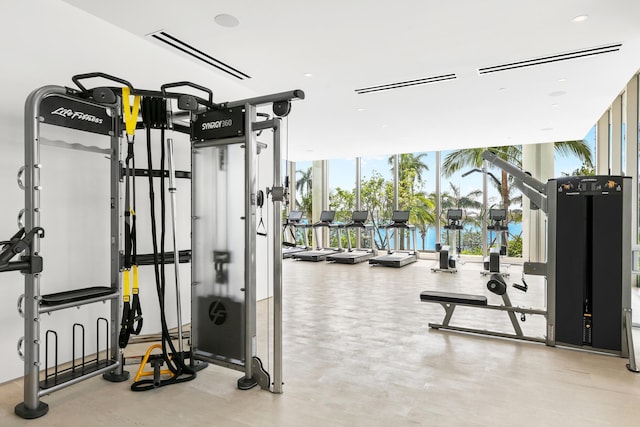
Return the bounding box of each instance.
[294,160,313,244]
[440,149,484,255]
[394,152,435,251]
[294,160,312,217]
[192,144,246,366]
[329,157,355,247]
[555,126,596,177]
[360,155,393,250]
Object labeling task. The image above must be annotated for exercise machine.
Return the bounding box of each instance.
[369,210,418,268]
[431,209,463,273]
[5,73,305,419]
[420,150,638,372]
[11,77,132,418]
[481,208,510,277]
[326,210,377,264]
[292,210,342,262]
[421,273,545,342]
[282,210,310,259]
[190,88,304,392]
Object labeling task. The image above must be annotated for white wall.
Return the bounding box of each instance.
[0,0,257,383]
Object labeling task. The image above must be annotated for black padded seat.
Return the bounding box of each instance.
[40,286,116,306]
[420,291,488,306]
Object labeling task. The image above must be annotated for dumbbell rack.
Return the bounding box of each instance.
[15,86,128,419]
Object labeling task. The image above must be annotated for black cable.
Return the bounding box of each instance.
[131,97,195,392]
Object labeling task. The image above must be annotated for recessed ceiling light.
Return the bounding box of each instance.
[558,78,568,82]
[572,15,589,23]
[541,127,554,131]
[549,91,567,97]
[214,14,240,28]
[357,108,365,111]
[551,103,559,107]
[303,73,313,77]
[498,87,507,92]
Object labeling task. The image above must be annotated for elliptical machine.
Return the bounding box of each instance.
[431,208,463,273]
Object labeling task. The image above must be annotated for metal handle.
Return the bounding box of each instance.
[17,209,24,230]
[17,166,25,190]
[17,337,24,361]
[17,294,24,318]
[72,72,134,94]
[160,81,213,104]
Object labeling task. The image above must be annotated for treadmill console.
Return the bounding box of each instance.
[319,210,336,223]
[489,209,506,221]
[351,210,369,223]
[288,210,303,222]
[447,209,463,221]
[391,210,410,223]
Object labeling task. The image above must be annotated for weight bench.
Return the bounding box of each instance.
[420,290,546,343]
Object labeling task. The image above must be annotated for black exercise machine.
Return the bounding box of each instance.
[420,150,639,372]
[326,210,377,264]
[481,208,510,276]
[421,272,545,341]
[292,210,342,262]
[282,210,310,259]
[431,209,463,273]
[368,210,418,268]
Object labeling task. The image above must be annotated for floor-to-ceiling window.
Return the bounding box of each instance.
[440,148,485,255]
[328,157,356,247]
[360,155,393,250]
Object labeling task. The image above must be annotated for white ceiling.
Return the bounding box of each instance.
[64,1,640,161]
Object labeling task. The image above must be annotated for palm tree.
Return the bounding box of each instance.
[296,167,312,198]
[295,167,313,217]
[387,152,429,190]
[407,192,435,250]
[387,153,430,249]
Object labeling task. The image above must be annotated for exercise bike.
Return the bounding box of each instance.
[431,208,464,273]
[481,208,510,277]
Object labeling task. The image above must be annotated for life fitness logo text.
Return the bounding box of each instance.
[202,119,233,131]
[51,107,104,124]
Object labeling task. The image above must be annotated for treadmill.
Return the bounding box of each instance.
[292,210,342,262]
[282,210,310,259]
[326,211,377,264]
[369,210,418,268]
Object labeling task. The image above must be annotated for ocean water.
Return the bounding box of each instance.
[380,222,523,251]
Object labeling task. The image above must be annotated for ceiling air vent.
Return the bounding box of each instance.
[355,73,457,94]
[148,30,251,80]
[478,43,622,75]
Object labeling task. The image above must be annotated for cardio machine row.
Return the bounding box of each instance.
[282,210,418,267]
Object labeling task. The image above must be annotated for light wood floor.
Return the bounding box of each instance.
[1,258,640,426]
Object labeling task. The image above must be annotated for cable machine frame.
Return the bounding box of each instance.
[7,72,305,418]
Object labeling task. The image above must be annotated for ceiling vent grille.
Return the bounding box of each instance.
[148,30,251,80]
[478,43,622,75]
[355,73,457,94]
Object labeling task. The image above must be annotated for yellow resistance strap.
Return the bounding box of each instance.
[122,87,141,138]
[132,265,139,296]
[123,268,131,303]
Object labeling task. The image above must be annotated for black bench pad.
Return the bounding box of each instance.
[420,291,488,306]
[41,286,116,306]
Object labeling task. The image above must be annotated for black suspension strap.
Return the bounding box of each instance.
[119,87,142,348]
[131,97,195,391]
